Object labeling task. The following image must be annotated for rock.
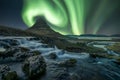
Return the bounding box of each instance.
[106,43,120,53]
[89,53,120,60]
[8,39,19,46]
[1,39,19,47]
[2,71,18,80]
[13,50,41,62]
[48,53,57,59]
[0,41,10,49]
[19,47,30,52]
[0,65,10,75]
[0,48,16,58]
[30,50,41,56]
[55,71,71,80]
[59,58,77,67]
[114,58,120,65]
[0,65,18,80]
[13,52,28,62]
[70,73,81,80]
[22,55,46,79]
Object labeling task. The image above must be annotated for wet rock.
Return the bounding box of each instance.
[0,65,18,80]
[48,53,57,59]
[0,41,10,49]
[22,55,46,79]
[18,47,30,52]
[8,39,19,46]
[0,65,10,75]
[13,50,41,62]
[0,48,16,58]
[13,52,28,62]
[70,73,81,80]
[114,58,120,65]
[30,50,41,56]
[89,53,120,60]
[106,43,120,53]
[27,37,40,41]
[55,71,71,80]
[59,58,77,67]
[1,39,19,47]
[2,71,18,80]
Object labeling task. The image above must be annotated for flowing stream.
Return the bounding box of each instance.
[0,37,120,80]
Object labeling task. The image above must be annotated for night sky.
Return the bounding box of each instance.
[0,0,27,29]
[0,0,120,35]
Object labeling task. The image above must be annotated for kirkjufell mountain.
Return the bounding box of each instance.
[27,18,62,37]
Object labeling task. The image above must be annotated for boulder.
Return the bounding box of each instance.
[2,71,18,80]
[0,48,17,59]
[30,50,41,56]
[22,55,46,79]
[0,65,18,80]
[13,52,28,62]
[18,47,30,52]
[13,50,41,62]
[48,53,57,59]
[55,71,71,80]
[59,58,77,67]
[0,41,10,49]
[0,65,10,75]
[70,73,81,80]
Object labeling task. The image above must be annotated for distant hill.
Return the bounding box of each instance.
[110,34,120,37]
[27,18,62,37]
[66,34,109,38]
[0,25,39,36]
[79,34,109,37]
[67,34,120,38]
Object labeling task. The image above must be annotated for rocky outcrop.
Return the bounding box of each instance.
[0,25,39,36]
[22,55,46,79]
[58,58,77,67]
[0,65,18,80]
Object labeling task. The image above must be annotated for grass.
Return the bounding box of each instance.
[106,43,120,53]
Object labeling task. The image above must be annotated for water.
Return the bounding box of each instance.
[1,37,120,80]
[16,37,90,59]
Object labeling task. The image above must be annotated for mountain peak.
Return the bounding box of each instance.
[27,18,62,37]
[32,18,50,29]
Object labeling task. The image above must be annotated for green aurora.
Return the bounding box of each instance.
[22,0,119,35]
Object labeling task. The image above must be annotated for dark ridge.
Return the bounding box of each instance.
[0,25,40,37]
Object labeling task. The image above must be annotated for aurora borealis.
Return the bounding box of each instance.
[22,0,120,35]
[22,0,86,35]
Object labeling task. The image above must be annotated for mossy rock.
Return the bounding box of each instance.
[59,58,77,67]
[19,47,30,52]
[32,50,41,56]
[22,55,46,80]
[106,43,120,53]
[48,53,57,59]
[3,71,18,80]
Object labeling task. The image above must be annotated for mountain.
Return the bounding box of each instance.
[27,18,62,37]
